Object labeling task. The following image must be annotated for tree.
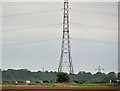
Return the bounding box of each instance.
[102,72,117,82]
[2,69,118,83]
[56,72,70,83]
[93,72,106,81]
[118,72,120,80]
[90,78,99,82]
[77,71,92,82]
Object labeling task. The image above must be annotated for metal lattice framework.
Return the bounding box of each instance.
[58,0,74,74]
[95,66,104,73]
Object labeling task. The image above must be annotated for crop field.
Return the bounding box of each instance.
[1,83,120,91]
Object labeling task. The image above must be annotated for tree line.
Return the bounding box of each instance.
[1,69,120,82]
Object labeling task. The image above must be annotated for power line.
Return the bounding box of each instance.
[70,8,118,17]
[2,8,63,17]
[1,22,116,32]
[1,23,62,32]
[2,7,117,17]
[71,37,118,45]
[2,38,61,47]
[1,37,117,47]
[71,22,117,31]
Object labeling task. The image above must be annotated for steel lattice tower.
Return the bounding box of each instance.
[95,66,104,73]
[58,0,74,74]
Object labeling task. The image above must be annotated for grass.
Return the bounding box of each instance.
[70,83,119,87]
[2,82,120,87]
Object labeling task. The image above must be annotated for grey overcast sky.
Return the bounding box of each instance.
[2,2,118,74]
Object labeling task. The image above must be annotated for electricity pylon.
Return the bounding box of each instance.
[95,66,104,73]
[58,0,74,74]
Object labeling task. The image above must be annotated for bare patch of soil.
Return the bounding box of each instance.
[1,85,119,91]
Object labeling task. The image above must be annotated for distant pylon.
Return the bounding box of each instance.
[58,0,74,74]
[95,66,104,73]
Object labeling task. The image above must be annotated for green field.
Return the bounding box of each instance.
[2,82,119,87]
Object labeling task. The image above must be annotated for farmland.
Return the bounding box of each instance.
[2,83,120,91]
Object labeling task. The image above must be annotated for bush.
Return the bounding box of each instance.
[56,72,70,83]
